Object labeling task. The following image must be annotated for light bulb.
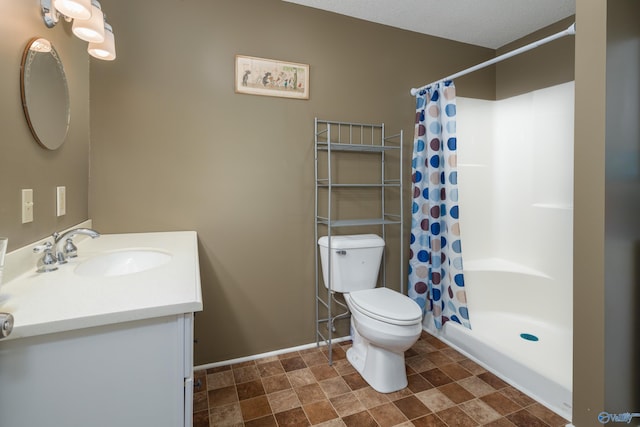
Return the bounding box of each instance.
[53,0,92,20]
[88,22,116,61]
[72,0,104,43]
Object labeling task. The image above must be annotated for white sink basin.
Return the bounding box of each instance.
[75,249,172,277]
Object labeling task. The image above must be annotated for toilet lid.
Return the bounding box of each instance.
[348,287,422,326]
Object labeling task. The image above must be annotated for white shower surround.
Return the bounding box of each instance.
[423,82,574,420]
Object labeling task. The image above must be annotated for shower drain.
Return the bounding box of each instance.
[519,333,539,342]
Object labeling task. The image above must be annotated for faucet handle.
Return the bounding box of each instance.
[33,241,53,254]
[0,313,14,338]
[33,242,58,273]
[63,238,78,258]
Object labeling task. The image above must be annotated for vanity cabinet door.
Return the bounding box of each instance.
[0,315,191,427]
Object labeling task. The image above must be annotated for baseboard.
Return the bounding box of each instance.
[194,336,351,371]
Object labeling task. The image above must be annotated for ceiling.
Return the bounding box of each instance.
[282,0,575,49]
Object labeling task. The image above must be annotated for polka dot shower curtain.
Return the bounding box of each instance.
[408,81,471,330]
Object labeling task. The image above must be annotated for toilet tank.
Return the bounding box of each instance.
[317,234,385,293]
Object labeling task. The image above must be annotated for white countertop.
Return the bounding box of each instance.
[0,228,203,340]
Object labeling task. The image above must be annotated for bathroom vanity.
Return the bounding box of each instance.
[0,229,202,427]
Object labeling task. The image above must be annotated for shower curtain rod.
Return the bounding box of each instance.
[410,23,576,96]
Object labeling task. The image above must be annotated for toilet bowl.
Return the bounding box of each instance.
[344,287,422,393]
[317,234,423,393]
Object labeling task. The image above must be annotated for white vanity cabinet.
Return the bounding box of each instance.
[0,230,202,427]
[0,313,196,427]
[0,313,195,427]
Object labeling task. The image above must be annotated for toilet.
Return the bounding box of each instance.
[318,234,423,393]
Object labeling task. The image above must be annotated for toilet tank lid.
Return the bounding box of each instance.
[318,234,385,249]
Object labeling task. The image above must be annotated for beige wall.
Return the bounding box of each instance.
[89,0,495,364]
[574,0,640,423]
[496,16,575,100]
[573,0,607,423]
[0,0,90,251]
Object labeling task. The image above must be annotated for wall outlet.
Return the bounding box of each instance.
[56,186,66,217]
[22,189,34,223]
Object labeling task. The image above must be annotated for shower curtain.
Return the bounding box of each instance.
[408,81,471,330]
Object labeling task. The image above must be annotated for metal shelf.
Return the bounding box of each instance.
[316,142,401,153]
[315,218,402,227]
[314,118,404,365]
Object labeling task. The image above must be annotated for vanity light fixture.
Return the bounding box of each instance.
[40,0,115,61]
[88,22,115,60]
[72,0,104,43]
[53,0,91,20]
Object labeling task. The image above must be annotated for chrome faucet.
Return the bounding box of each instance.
[53,228,100,264]
[33,228,100,272]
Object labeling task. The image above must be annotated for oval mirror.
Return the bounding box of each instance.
[20,37,70,150]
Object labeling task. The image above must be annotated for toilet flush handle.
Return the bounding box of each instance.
[336,250,347,255]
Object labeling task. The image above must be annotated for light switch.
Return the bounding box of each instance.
[56,186,66,217]
[22,189,34,223]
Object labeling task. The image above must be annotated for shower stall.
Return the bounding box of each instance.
[423,82,574,420]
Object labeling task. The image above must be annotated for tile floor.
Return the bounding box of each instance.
[193,332,569,426]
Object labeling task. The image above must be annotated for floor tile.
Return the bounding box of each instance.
[458,376,497,398]
[458,398,502,424]
[319,376,351,398]
[236,379,265,400]
[437,382,475,404]
[233,365,261,384]
[369,402,409,426]
[208,385,238,407]
[407,373,435,393]
[439,362,473,380]
[192,409,209,427]
[354,386,390,409]
[480,392,522,416]
[294,383,326,405]
[436,406,479,427]
[393,395,431,420]
[256,360,285,378]
[505,409,549,427]
[412,413,448,427]
[287,367,317,388]
[342,410,378,427]
[281,355,307,372]
[342,372,369,391]
[239,395,271,421]
[330,392,366,418]
[300,350,329,367]
[421,368,454,387]
[426,351,454,366]
[209,402,243,426]
[310,363,339,381]
[207,370,235,390]
[415,388,456,412]
[261,373,291,394]
[274,407,310,426]
[499,387,536,407]
[478,371,509,390]
[193,334,569,427]
[525,403,569,427]
[266,388,301,414]
[303,399,339,424]
[244,414,277,427]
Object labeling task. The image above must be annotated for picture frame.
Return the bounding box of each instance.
[235,55,309,100]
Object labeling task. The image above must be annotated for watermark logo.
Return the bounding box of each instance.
[598,412,640,424]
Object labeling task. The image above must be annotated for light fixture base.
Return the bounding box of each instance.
[40,0,59,28]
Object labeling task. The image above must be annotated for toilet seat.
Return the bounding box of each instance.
[348,287,422,326]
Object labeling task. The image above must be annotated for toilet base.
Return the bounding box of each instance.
[346,338,409,393]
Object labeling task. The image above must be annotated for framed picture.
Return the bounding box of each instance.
[235,55,309,100]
